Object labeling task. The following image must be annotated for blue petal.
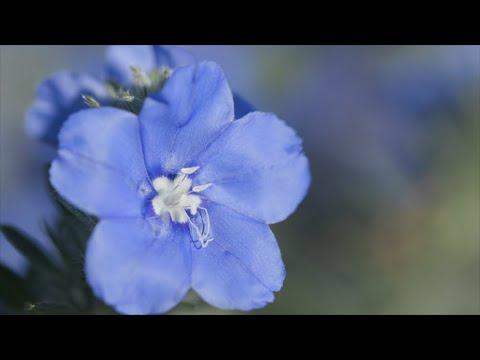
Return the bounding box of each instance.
[152,45,196,68]
[192,203,285,311]
[155,46,253,120]
[195,112,310,224]
[140,62,234,175]
[50,107,150,218]
[25,70,107,145]
[86,219,191,314]
[233,93,255,119]
[104,45,157,86]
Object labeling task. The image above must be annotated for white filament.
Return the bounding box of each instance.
[151,167,214,247]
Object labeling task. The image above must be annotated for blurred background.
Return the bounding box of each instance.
[0,45,479,314]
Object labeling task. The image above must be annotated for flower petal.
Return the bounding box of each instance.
[25,70,107,145]
[195,112,310,224]
[86,219,191,314]
[192,203,285,311]
[50,107,150,218]
[140,62,234,175]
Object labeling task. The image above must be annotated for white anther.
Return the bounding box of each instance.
[152,176,171,192]
[180,166,200,175]
[150,167,214,248]
[192,183,212,193]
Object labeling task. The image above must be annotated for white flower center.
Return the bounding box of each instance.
[151,166,213,248]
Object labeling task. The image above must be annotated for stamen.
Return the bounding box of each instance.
[192,183,212,193]
[150,167,214,247]
[152,176,171,192]
[172,173,192,193]
[181,166,200,175]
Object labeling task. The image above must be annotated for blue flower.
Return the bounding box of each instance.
[50,62,310,314]
[25,46,254,145]
[377,45,480,120]
[25,70,108,145]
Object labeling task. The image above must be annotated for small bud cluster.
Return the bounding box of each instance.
[83,66,173,114]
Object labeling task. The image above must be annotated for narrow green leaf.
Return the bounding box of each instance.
[43,221,76,266]
[0,263,30,310]
[1,225,59,274]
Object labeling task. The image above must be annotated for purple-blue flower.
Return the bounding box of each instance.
[49,61,310,314]
[25,45,253,145]
[377,45,480,120]
[25,70,108,145]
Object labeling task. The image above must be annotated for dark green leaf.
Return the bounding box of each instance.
[0,262,30,311]
[43,221,78,268]
[23,301,76,315]
[1,225,60,274]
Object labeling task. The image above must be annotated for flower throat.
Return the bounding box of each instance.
[151,166,213,249]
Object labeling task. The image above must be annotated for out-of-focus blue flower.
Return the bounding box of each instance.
[285,46,479,205]
[378,45,480,120]
[25,46,253,146]
[25,71,108,145]
[50,62,310,314]
[375,46,480,178]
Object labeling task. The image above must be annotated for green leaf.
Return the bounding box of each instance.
[1,225,60,274]
[42,221,78,268]
[23,301,76,315]
[0,263,30,311]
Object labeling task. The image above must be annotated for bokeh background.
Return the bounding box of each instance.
[0,45,479,314]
